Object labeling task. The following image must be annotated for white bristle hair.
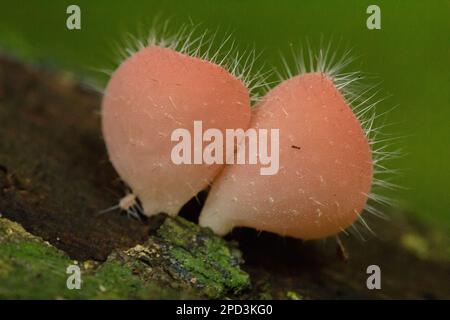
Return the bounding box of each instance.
[105,20,272,104]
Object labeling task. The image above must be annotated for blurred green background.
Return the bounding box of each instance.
[0,0,448,232]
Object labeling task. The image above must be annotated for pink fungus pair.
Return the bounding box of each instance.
[102,43,373,240]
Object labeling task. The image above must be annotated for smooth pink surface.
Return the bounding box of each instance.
[102,46,251,216]
[200,73,373,239]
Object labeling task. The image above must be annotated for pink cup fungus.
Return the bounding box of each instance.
[199,72,373,239]
[102,45,251,217]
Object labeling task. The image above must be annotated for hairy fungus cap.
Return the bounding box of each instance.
[199,73,373,239]
[102,46,251,217]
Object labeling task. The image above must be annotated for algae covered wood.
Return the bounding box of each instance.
[0,215,249,299]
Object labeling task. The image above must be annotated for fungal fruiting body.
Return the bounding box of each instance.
[102,45,251,217]
[199,73,373,239]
